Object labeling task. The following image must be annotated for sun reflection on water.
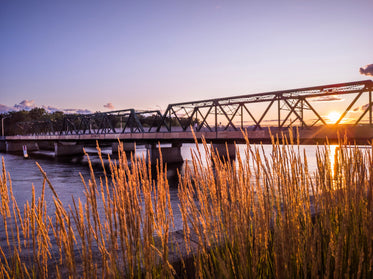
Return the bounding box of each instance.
[328,144,339,178]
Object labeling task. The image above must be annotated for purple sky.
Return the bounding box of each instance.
[1,0,373,114]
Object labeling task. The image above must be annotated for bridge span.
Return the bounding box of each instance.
[1,80,373,162]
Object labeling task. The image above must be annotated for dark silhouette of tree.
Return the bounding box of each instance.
[0,108,201,136]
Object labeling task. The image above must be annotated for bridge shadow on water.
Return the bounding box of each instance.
[25,143,238,191]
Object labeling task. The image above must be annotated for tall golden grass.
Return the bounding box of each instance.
[0,133,373,278]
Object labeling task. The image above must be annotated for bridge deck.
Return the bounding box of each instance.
[3,126,373,145]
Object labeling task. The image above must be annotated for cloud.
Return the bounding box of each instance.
[309,95,344,102]
[14,99,37,110]
[74,109,92,114]
[63,108,92,114]
[0,100,93,114]
[352,103,370,113]
[103,102,115,110]
[360,64,373,76]
[41,105,61,113]
[0,104,13,113]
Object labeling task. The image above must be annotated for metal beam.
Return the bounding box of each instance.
[303,99,327,126]
[253,98,276,131]
[283,99,308,128]
[335,91,363,125]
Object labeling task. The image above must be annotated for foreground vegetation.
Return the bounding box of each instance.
[1,133,373,278]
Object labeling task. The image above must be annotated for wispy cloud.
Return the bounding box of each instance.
[0,100,93,114]
[0,104,13,113]
[61,108,92,114]
[309,95,344,102]
[14,99,37,110]
[360,64,373,76]
[352,103,370,113]
[103,102,115,110]
[42,105,61,113]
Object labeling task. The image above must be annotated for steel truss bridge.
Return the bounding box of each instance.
[15,80,373,138]
[161,79,373,132]
[17,109,166,135]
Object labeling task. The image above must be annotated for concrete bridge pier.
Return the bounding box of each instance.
[147,142,183,164]
[5,141,39,153]
[37,141,55,151]
[54,142,84,157]
[211,143,236,160]
[0,141,6,152]
[112,142,136,154]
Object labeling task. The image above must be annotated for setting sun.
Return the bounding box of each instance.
[327,111,342,124]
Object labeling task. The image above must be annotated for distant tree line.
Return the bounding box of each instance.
[0,108,64,136]
[1,108,200,136]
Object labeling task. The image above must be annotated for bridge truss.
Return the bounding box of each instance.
[159,80,373,132]
[17,109,166,135]
[16,80,373,135]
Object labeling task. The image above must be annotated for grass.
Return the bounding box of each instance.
[1,132,373,278]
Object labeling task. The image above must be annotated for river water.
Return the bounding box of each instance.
[1,143,328,233]
[1,141,354,270]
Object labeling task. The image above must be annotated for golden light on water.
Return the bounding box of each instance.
[329,144,338,177]
[327,111,342,124]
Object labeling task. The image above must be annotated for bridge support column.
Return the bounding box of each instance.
[212,143,236,159]
[0,141,5,152]
[54,142,84,157]
[5,141,39,153]
[147,143,183,164]
[112,142,136,154]
[38,141,55,151]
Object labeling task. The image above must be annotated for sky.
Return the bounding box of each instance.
[1,0,373,114]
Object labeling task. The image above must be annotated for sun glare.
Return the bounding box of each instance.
[327,111,341,124]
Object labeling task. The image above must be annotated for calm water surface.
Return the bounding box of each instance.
[1,143,352,261]
[1,144,326,233]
